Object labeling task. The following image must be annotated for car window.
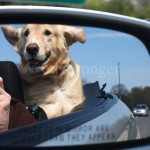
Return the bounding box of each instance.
[141,106,145,109]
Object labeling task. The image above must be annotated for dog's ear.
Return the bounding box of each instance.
[64,26,86,46]
[1,26,22,46]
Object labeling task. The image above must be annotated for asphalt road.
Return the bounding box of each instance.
[135,112,150,138]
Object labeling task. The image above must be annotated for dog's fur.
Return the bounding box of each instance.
[1,24,86,119]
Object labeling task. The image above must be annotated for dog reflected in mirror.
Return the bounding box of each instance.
[1,24,86,119]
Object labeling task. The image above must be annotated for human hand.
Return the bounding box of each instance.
[0,77,11,131]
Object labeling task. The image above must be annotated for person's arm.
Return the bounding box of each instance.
[0,77,11,131]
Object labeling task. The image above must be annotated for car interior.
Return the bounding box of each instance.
[0,61,118,146]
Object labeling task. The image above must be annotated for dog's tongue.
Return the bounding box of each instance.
[29,59,40,67]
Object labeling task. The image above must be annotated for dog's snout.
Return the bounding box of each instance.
[26,43,39,55]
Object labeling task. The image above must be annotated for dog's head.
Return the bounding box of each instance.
[1,24,86,75]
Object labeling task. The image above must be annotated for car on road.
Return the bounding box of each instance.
[133,104,149,117]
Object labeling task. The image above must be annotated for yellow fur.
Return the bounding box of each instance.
[1,24,86,119]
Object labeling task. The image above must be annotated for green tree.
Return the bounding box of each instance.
[84,0,107,11]
[84,0,135,15]
[84,0,150,19]
[110,84,150,109]
[110,83,129,98]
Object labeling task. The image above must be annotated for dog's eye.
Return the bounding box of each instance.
[24,29,29,37]
[44,30,52,36]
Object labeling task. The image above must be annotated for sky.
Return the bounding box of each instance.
[0,24,150,92]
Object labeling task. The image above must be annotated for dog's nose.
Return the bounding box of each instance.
[26,43,39,55]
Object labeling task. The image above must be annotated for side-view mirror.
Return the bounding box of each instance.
[0,6,150,149]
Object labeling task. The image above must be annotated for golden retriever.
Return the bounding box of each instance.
[1,24,86,119]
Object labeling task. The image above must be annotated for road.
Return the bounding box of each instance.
[135,112,150,138]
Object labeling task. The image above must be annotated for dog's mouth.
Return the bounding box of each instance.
[27,53,50,73]
[28,56,48,67]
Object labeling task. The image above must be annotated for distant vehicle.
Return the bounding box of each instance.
[133,104,149,116]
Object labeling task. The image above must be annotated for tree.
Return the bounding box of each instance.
[110,83,129,98]
[118,86,150,109]
[84,0,135,16]
[128,86,150,108]
[82,78,90,85]
[84,0,150,20]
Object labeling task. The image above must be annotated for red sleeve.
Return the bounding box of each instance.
[8,99,37,129]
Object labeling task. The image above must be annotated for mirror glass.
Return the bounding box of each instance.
[0,24,150,145]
